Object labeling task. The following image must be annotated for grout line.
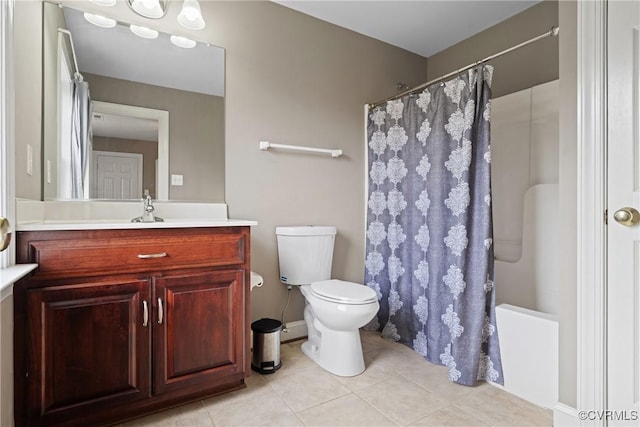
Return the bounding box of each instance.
[351,389,402,427]
[200,399,218,427]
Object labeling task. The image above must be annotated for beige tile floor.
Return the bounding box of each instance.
[119,331,552,427]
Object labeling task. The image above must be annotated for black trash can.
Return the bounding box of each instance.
[251,318,282,374]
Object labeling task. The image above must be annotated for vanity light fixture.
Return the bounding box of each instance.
[170,35,196,48]
[127,0,168,19]
[130,24,159,39]
[177,0,205,30]
[83,12,117,28]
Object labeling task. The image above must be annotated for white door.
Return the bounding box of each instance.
[91,151,143,199]
[607,0,640,423]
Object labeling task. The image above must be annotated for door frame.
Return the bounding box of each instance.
[576,0,607,425]
[92,101,168,200]
[0,0,14,268]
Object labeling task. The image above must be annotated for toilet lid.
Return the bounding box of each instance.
[310,280,378,304]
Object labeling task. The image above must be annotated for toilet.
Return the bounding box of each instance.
[275,226,379,377]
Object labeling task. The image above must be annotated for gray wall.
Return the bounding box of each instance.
[427,0,558,98]
[14,1,42,200]
[219,2,428,322]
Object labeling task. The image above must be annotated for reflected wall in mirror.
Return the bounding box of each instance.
[42,1,225,201]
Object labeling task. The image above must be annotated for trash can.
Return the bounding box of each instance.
[251,318,282,374]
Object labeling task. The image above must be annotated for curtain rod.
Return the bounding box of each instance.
[57,28,84,82]
[368,26,559,109]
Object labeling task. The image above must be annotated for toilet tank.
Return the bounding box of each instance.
[275,226,336,285]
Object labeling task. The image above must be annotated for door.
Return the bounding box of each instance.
[607,0,640,423]
[91,151,143,199]
[153,270,245,395]
[26,279,151,426]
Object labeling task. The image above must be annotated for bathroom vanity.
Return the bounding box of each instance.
[13,223,252,426]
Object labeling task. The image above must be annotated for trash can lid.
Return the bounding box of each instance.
[251,318,282,333]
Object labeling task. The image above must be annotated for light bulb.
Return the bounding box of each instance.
[177,0,205,30]
[170,35,196,49]
[83,13,117,28]
[129,0,166,19]
[130,25,159,39]
[183,8,198,20]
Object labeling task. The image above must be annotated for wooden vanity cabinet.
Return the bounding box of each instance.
[14,227,251,427]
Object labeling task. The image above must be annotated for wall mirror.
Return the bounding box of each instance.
[42,1,225,202]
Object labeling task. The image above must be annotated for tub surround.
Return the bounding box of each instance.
[494,184,558,314]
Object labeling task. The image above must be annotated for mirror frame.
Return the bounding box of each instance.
[92,100,169,200]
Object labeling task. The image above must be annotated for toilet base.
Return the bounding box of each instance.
[301,329,365,377]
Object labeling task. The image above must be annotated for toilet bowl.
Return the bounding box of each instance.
[275,226,380,377]
[300,279,379,376]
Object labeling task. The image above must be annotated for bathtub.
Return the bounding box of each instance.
[494,303,558,409]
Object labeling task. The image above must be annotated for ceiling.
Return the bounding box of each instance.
[274,1,542,58]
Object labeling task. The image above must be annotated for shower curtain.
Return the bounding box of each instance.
[70,79,92,199]
[365,65,503,386]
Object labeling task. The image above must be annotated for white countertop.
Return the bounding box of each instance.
[15,199,257,231]
[16,219,257,231]
[1,264,38,297]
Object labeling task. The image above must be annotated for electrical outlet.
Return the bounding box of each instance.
[171,174,183,186]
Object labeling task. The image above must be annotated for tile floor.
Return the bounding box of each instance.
[119,331,553,427]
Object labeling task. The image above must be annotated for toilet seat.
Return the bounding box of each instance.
[310,279,378,305]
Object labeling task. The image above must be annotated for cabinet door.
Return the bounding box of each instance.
[26,279,151,425]
[153,269,245,394]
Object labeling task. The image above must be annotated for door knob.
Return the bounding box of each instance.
[0,217,10,252]
[613,207,640,226]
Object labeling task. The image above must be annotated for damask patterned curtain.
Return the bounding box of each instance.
[365,65,503,386]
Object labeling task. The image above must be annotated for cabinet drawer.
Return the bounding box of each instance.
[24,233,246,279]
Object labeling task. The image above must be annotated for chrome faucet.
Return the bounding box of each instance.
[132,190,164,222]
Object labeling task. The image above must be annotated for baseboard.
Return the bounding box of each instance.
[487,380,505,391]
[281,320,307,342]
[250,320,307,349]
[554,402,580,427]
